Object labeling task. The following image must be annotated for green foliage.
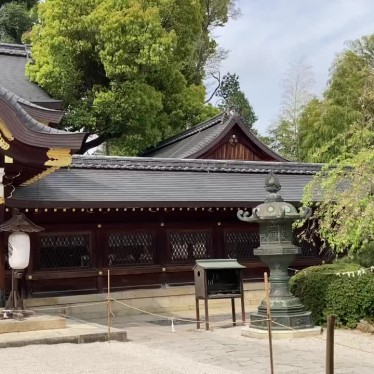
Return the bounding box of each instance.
[266,119,297,160]
[302,148,374,256]
[109,84,218,155]
[0,0,37,7]
[352,243,374,268]
[0,1,35,43]
[27,0,231,154]
[197,1,240,82]
[299,34,374,163]
[299,34,374,259]
[290,262,374,327]
[216,72,257,128]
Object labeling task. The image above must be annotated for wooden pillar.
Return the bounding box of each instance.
[231,297,236,326]
[0,209,5,307]
[157,217,168,286]
[95,224,104,293]
[195,298,200,330]
[213,222,224,259]
[0,156,5,306]
[158,219,168,264]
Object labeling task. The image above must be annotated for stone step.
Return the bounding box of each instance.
[23,282,265,320]
[0,315,66,334]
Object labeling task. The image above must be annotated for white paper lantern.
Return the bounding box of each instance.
[8,232,30,270]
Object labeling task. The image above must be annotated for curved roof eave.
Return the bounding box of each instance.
[0,85,87,152]
[18,99,65,124]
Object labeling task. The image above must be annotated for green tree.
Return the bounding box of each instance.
[301,36,374,259]
[302,147,374,258]
[0,0,37,7]
[299,34,374,162]
[196,0,240,82]
[27,0,236,155]
[266,59,315,160]
[0,1,35,43]
[216,72,257,128]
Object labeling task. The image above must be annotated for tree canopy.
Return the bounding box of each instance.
[216,72,257,129]
[302,146,374,259]
[27,0,239,155]
[299,35,374,163]
[0,1,36,43]
[0,0,36,7]
[300,34,374,261]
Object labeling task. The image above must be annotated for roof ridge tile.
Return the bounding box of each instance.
[0,43,27,57]
[71,155,322,175]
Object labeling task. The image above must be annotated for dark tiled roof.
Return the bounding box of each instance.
[2,89,64,124]
[9,156,322,207]
[71,155,321,174]
[142,113,287,161]
[142,113,226,158]
[0,43,27,56]
[0,85,86,150]
[18,98,65,124]
[0,43,60,105]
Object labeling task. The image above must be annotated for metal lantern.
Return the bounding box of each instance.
[0,209,43,318]
[238,173,314,330]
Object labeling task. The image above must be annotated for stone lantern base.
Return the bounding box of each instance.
[249,309,314,330]
[249,252,314,331]
[242,283,319,339]
[242,326,321,339]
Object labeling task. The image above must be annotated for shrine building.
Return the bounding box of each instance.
[0,43,325,303]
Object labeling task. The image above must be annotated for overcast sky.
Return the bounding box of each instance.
[212,0,374,134]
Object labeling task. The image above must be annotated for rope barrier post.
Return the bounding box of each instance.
[264,272,274,374]
[107,270,111,343]
[326,315,336,374]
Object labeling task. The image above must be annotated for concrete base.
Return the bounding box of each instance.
[241,325,321,339]
[0,318,127,348]
[0,315,66,334]
[0,330,128,348]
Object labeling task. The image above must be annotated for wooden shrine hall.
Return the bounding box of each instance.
[0,43,325,302]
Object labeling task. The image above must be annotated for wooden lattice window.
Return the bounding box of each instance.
[225,231,259,260]
[107,232,155,266]
[169,231,212,263]
[39,233,91,269]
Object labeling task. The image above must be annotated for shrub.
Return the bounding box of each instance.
[290,262,374,327]
[353,243,374,268]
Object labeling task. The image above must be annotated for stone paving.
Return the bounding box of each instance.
[0,311,373,373]
[107,313,374,374]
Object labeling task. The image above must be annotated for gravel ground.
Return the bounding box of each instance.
[0,341,237,374]
[0,315,373,374]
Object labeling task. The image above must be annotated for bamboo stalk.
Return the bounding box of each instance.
[264,272,274,374]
